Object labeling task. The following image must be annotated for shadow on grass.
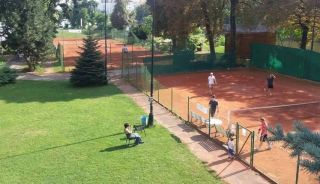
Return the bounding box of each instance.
[0,133,122,161]
[100,144,137,152]
[0,80,122,103]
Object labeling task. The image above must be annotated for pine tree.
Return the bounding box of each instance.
[70,35,107,87]
[269,121,320,180]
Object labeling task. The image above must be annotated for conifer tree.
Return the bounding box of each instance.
[269,121,320,180]
[70,35,107,87]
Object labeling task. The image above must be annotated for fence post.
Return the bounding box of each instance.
[157,82,160,102]
[121,52,124,78]
[109,43,112,69]
[208,111,211,138]
[127,55,129,79]
[187,96,190,123]
[236,123,240,155]
[295,154,300,184]
[250,131,255,167]
[171,88,173,111]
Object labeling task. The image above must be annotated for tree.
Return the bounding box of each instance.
[95,12,108,31]
[147,0,198,50]
[111,0,129,30]
[71,0,81,28]
[135,4,151,25]
[2,0,58,71]
[240,0,320,50]
[198,0,227,61]
[269,121,320,180]
[70,35,107,87]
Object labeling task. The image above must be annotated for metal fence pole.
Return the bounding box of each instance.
[121,52,124,78]
[295,154,300,184]
[157,82,160,102]
[236,123,240,155]
[109,43,112,69]
[171,88,173,111]
[187,96,190,123]
[250,131,255,167]
[208,108,211,138]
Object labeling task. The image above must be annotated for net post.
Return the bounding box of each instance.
[187,96,190,123]
[250,131,255,167]
[236,122,239,155]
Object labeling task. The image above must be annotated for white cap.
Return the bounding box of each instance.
[210,72,213,75]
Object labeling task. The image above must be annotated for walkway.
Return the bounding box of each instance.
[112,76,270,184]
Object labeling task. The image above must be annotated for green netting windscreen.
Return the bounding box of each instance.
[251,43,320,82]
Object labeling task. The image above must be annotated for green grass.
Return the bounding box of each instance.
[56,29,86,39]
[0,81,221,184]
[215,46,225,54]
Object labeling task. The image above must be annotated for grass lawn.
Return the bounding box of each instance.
[0,81,222,184]
[56,29,86,39]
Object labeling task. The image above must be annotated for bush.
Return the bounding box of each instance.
[0,64,18,86]
[216,35,225,47]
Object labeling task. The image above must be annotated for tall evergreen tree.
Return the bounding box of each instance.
[70,35,107,87]
[269,121,320,180]
[111,0,129,30]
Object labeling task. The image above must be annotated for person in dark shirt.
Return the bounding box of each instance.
[266,74,276,96]
[209,95,219,117]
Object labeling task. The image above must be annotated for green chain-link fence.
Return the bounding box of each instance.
[251,43,320,82]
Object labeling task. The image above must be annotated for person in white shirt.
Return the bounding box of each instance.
[208,72,217,95]
[122,44,129,54]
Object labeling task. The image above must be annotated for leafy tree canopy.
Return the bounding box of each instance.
[2,0,59,71]
[111,0,129,30]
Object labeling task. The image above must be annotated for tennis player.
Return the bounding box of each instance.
[208,72,217,95]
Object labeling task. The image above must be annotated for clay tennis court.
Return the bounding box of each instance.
[154,68,320,184]
[53,38,150,70]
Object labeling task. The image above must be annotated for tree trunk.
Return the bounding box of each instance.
[25,57,36,72]
[172,36,187,51]
[229,0,238,65]
[172,37,177,52]
[300,24,309,50]
[201,0,216,61]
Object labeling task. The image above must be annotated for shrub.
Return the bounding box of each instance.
[0,64,18,86]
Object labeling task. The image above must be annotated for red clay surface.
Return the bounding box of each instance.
[54,38,151,70]
[154,68,320,184]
